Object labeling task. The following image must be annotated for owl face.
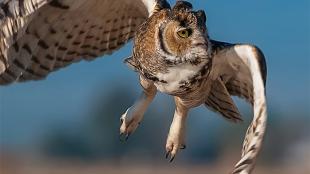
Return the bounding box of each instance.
[158,1,210,64]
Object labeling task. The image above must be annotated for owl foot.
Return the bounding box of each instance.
[119,108,142,141]
[165,143,186,162]
[165,97,188,162]
[119,78,157,141]
[165,121,186,162]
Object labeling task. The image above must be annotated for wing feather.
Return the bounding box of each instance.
[210,40,267,173]
[0,0,169,84]
[205,78,242,122]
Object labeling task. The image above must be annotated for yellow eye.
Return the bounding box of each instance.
[177,29,191,38]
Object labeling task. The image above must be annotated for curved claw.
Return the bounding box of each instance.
[119,133,125,142]
[165,150,176,162]
[180,145,186,149]
[165,152,169,159]
[119,133,131,142]
[125,133,131,141]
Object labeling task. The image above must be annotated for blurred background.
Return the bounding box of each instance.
[0,0,309,174]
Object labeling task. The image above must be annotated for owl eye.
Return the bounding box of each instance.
[177,29,192,38]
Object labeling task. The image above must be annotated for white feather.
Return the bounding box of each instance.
[142,0,157,16]
[154,62,206,93]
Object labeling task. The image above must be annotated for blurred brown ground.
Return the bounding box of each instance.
[1,152,309,174]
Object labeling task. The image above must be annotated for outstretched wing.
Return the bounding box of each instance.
[209,40,267,173]
[0,0,170,85]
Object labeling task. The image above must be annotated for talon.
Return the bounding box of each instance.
[119,133,127,142]
[165,152,170,159]
[125,133,131,141]
[119,133,123,142]
[169,155,175,162]
[180,145,186,149]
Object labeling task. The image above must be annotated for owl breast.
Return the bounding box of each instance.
[153,62,209,95]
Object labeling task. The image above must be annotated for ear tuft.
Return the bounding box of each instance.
[196,10,206,24]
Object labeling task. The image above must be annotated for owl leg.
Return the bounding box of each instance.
[120,75,157,141]
[165,96,189,162]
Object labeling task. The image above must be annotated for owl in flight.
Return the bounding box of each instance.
[0,0,267,173]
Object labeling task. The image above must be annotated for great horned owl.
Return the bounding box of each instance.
[0,0,267,173]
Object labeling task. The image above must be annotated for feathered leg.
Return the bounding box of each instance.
[165,96,189,162]
[120,75,157,140]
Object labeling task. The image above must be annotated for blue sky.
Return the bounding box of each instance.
[0,0,309,148]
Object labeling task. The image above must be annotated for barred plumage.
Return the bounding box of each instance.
[1,1,267,173]
[0,0,150,83]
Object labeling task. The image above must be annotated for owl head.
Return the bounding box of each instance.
[157,1,211,64]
